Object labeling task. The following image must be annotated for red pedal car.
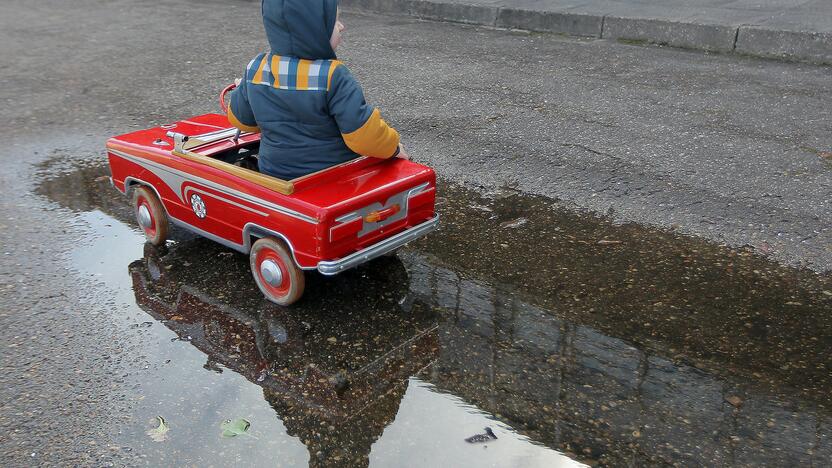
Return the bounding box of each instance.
[107,85,438,305]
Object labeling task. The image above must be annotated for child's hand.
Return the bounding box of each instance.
[234,77,242,86]
[396,144,410,160]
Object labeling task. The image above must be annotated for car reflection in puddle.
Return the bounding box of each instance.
[129,242,583,467]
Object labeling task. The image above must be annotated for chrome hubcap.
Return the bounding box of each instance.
[138,205,152,228]
[260,259,283,287]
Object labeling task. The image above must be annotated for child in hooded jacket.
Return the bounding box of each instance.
[227,0,408,180]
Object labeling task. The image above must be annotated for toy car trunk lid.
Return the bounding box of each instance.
[107,113,435,213]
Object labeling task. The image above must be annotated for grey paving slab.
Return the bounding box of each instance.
[341,0,832,63]
[751,0,832,33]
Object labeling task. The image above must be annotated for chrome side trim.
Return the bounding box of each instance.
[242,223,314,270]
[335,212,360,223]
[169,215,247,254]
[121,177,311,268]
[183,187,269,217]
[407,182,431,197]
[121,178,309,268]
[317,215,440,276]
[123,177,164,202]
[109,148,317,224]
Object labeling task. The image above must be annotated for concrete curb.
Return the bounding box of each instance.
[497,8,602,38]
[736,27,832,64]
[340,0,832,65]
[602,16,737,53]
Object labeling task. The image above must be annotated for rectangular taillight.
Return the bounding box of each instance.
[330,214,362,242]
[407,184,435,209]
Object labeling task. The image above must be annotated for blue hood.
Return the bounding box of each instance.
[262,0,338,60]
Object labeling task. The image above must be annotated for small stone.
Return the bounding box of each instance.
[725,395,743,407]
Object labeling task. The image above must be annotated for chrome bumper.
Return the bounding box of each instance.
[317,215,440,275]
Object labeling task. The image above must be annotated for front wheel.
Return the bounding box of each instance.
[250,237,305,306]
[132,186,168,246]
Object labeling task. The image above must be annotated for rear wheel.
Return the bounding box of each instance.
[132,186,168,246]
[250,237,305,306]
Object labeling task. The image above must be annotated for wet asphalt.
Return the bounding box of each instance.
[3,155,828,466]
[1,0,831,466]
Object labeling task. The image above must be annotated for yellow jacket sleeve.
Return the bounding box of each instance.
[327,65,400,159]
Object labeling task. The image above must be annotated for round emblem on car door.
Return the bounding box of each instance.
[190,193,207,219]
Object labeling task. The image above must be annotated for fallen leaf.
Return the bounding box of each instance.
[94,175,110,182]
[468,203,493,213]
[221,418,251,438]
[146,416,169,442]
[499,218,527,229]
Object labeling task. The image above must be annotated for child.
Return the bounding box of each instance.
[227,0,409,180]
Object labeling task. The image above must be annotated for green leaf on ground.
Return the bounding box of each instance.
[221,418,251,438]
[146,416,169,442]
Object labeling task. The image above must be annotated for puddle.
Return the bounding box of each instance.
[32,159,832,466]
[414,184,832,405]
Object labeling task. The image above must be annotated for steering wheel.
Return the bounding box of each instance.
[219,83,237,113]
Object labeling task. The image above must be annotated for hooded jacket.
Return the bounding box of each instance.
[227,0,400,180]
